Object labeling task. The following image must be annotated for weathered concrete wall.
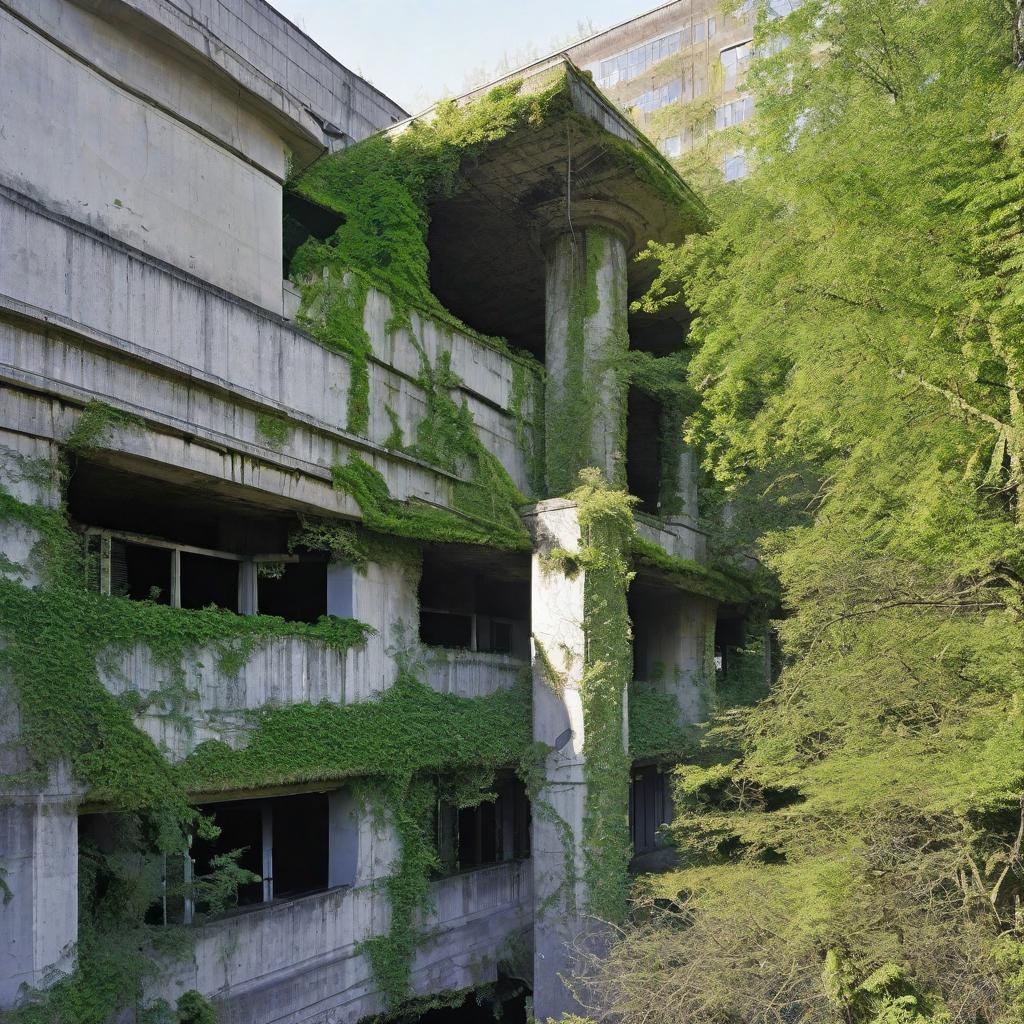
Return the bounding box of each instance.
[2,0,405,312]
[635,516,709,564]
[633,591,715,724]
[0,7,285,310]
[110,0,406,144]
[148,861,531,1024]
[524,498,611,1021]
[0,765,80,1008]
[0,187,539,508]
[423,649,527,699]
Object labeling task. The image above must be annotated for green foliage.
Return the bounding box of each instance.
[254,413,291,451]
[578,1,1024,1020]
[65,401,144,458]
[0,484,373,1019]
[545,231,608,496]
[289,76,570,339]
[510,361,544,497]
[175,990,218,1024]
[179,670,531,794]
[628,682,698,762]
[630,534,754,602]
[179,666,533,1006]
[295,269,373,433]
[333,454,529,552]
[569,471,636,923]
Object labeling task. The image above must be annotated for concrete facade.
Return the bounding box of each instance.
[0,5,740,1022]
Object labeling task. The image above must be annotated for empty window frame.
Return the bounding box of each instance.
[190,791,333,915]
[84,528,327,619]
[256,557,329,623]
[435,776,531,873]
[724,149,749,181]
[87,529,243,611]
[417,557,530,657]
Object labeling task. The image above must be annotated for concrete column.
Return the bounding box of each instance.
[524,498,631,1020]
[0,765,80,1009]
[544,226,630,495]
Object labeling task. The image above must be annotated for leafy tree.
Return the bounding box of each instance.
[576,1,1024,1021]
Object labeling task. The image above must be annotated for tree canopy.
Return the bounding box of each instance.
[578,1,1024,1021]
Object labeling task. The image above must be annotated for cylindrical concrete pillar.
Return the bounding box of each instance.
[543,226,630,496]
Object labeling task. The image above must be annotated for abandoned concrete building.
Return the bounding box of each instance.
[0,2,756,1022]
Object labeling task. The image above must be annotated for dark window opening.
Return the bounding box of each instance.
[715,613,746,680]
[257,557,328,623]
[436,776,531,873]
[192,791,331,913]
[628,583,659,682]
[180,551,238,612]
[420,609,473,649]
[114,540,172,604]
[68,461,335,621]
[626,387,663,517]
[191,800,264,909]
[271,792,329,899]
[629,764,672,855]
[418,548,530,658]
[283,190,345,279]
[459,800,498,868]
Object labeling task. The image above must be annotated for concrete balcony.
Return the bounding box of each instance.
[149,860,532,1024]
[634,516,709,563]
[422,648,528,699]
[99,635,381,761]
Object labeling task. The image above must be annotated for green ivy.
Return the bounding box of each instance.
[181,669,533,1006]
[569,471,637,923]
[65,401,144,459]
[628,682,699,762]
[255,413,291,451]
[631,534,754,603]
[289,76,570,349]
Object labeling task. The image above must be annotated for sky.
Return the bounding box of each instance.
[266,0,659,114]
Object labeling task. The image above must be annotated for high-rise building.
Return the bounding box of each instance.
[567,0,796,179]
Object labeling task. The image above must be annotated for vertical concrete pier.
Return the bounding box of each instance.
[525,497,632,1020]
[543,225,631,495]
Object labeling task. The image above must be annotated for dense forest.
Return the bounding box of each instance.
[573,1,1024,1021]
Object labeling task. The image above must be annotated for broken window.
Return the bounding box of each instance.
[418,549,530,658]
[190,791,336,915]
[435,776,531,874]
[629,764,672,855]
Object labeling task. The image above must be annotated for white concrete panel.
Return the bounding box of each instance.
[0,11,284,310]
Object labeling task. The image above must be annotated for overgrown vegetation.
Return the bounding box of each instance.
[1,429,530,1016]
[288,75,569,342]
[574,1,1024,1021]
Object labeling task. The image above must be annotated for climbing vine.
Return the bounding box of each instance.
[569,470,637,924]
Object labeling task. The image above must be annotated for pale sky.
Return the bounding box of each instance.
[267,0,659,114]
